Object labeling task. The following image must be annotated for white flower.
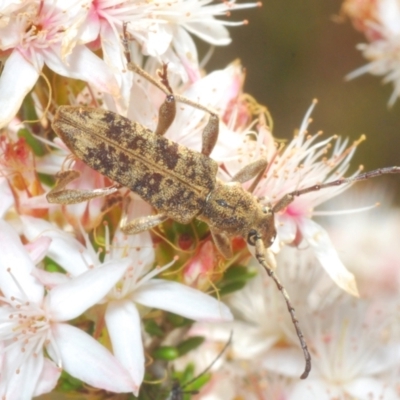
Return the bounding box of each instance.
[343,0,400,105]
[319,184,400,298]
[21,204,233,392]
[0,219,136,399]
[0,0,119,127]
[223,101,362,296]
[289,299,400,400]
[84,0,259,89]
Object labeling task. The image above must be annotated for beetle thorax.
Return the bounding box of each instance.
[199,180,276,245]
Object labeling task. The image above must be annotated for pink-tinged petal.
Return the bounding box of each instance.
[300,218,359,297]
[133,279,233,321]
[276,214,297,244]
[105,300,144,393]
[0,50,42,128]
[43,45,120,98]
[100,23,132,114]
[20,193,53,210]
[47,259,131,321]
[31,267,70,288]
[24,236,52,264]
[21,216,92,276]
[0,178,14,217]
[142,25,173,56]
[49,323,136,393]
[79,7,101,43]
[33,358,61,397]
[0,346,44,400]
[172,27,200,81]
[0,220,43,303]
[184,241,215,286]
[183,21,231,46]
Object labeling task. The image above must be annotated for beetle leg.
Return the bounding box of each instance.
[230,159,268,192]
[121,213,168,235]
[157,64,220,156]
[200,113,219,157]
[100,192,123,213]
[122,22,220,154]
[210,229,232,259]
[154,64,177,136]
[46,170,120,205]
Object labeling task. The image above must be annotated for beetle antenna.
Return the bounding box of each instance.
[167,332,233,399]
[181,331,233,390]
[273,166,400,213]
[254,234,311,379]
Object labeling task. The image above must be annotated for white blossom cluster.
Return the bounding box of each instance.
[0,0,399,399]
[343,0,400,105]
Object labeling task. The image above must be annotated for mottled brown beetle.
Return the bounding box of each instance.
[47,23,400,380]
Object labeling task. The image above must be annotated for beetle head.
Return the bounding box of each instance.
[246,205,276,248]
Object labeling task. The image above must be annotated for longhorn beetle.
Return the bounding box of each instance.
[47,22,400,380]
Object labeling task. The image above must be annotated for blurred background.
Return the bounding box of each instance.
[204,0,400,202]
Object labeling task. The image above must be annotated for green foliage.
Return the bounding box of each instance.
[144,319,164,337]
[166,312,193,328]
[176,336,205,356]
[57,370,84,392]
[153,346,180,361]
[217,265,257,296]
[43,256,65,273]
[18,127,45,156]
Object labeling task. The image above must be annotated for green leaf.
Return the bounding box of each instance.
[58,370,83,391]
[18,128,45,156]
[144,319,164,337]
[218,281,247,296]
[166,312,193,327]
[223,265,256,283]
[153,346,180,361]
[38,173,55,187]
[176,336,205,356]
[43,257,65,273]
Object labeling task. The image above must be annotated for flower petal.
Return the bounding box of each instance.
[105,300,144,393]
[31,267,70,288]
[49,323,136,393]
[133,279,233,321]
[21,216,93,276]
[346,377,398,400]
[0,346,44,400]
[300,218,359,297]
[43,45,120,98]
[0,219,43,303]
[276,214,297,244]
[183,21,231,46]
[0,50,41,128]
[0,178,14,217]
[47,259,131,321]
[24,236,52,264]
[290,379,341,400]
[33,358,61,398]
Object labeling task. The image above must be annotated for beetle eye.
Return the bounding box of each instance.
[262,206,271,214]
[216,199,228,207]
[247,229,258,246]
